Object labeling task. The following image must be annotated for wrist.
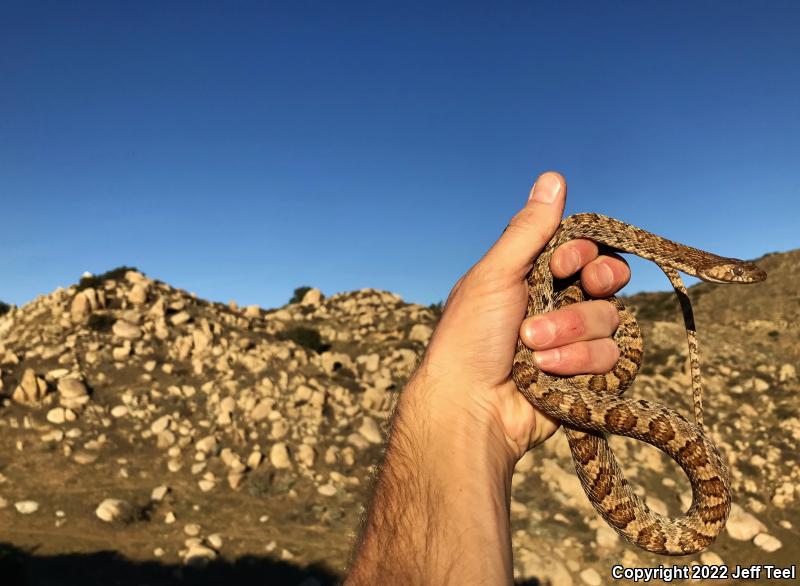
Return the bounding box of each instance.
[347,371,516,585]
[372,372,515,584]
[398,365,517,486]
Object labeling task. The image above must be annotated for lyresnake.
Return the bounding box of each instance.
[512,213,767,555]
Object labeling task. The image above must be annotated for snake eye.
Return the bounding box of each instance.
[732,267,744,277]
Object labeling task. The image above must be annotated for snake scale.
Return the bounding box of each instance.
[512,213,767,555]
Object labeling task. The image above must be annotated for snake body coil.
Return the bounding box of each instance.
[512,214,766,555]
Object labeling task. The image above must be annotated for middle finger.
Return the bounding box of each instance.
[520,300,619,351]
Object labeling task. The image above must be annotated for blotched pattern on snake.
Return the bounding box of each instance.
[512,213,767,555]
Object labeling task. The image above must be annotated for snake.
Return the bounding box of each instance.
[512,213,767,555]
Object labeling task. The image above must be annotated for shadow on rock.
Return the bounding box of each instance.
[0,542,341,586]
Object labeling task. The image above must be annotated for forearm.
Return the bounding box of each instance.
[346,371,516,586]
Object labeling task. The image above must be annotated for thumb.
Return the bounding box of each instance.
[481,172,566,280]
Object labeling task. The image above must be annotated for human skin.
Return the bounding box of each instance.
[345,172,631,585]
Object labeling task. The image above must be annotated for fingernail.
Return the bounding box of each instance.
[530,173,561,204]
[526,317,557,347]
[534,348,560,369]
[595,263,614,290]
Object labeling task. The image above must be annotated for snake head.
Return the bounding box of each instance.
[698,260,767,284]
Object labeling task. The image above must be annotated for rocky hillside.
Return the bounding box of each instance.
[0,251,797,585]
[624,249,800,362]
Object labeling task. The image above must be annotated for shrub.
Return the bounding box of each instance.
[289,286,312,304]
[0,301,10,316]
[77,266,140,291]
[428,300,444,317]
[278,326,330,353]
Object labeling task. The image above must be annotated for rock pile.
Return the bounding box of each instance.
[0,254,796,583]
[0,269,435,574]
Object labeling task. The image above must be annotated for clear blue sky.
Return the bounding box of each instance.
[2,1,798,309]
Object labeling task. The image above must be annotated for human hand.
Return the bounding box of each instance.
[348,172,633,585]
[412,171,631,462]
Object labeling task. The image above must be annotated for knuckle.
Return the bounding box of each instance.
[565,343,592,369]
[557,308,586,340]
[507,208,540,232]
[508,205,559,240]
[560,339,620,374]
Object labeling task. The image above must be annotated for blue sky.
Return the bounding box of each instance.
[2,1,798,309]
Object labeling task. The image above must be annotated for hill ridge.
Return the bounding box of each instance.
[0,250,797,582]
